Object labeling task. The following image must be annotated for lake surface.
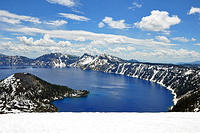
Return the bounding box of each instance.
[0,67,173,112]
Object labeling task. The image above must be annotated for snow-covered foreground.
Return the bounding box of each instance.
[0,113,200,133]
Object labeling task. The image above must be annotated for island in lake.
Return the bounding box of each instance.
[0,73,89,113]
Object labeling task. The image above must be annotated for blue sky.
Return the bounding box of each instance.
[0,0,200,63]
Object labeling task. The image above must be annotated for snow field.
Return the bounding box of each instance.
[0,113,200,133]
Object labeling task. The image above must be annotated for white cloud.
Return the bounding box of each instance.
[110,46,136,53]
[132,2,142,8]
[0,17,21,24]
[126,48,200,63]
[99,17,130,29]
[155,36,171,43]
[17,34,55,46]
[1,31,200,63]
[0,37,12,40]
[17,34,72,47]
[46,20,68,26]
[128,1,142,11]
[57,40,72,46]
[46,0,75,7]
[59,13,90,21]
[7,27,175,47]
[171,37,191,43]
[0,10,41,24]
[188,7,200,15]
[98,22,105,28]
[74,37,86,42]
[134,10,181,32]
[194,43,200,46]
[191,38,196,41]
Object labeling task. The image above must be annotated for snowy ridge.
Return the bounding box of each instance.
[0,73,89,113]
[52,58,66,68]
[70,54,200,111]
[0,53,79,68]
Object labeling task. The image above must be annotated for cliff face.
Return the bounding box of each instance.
[70,54,200,112]
[0,73,89,113]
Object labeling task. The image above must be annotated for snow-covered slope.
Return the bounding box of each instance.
[0,113,199,133]
[70,53,127,71]
[0,53,79,68]
[33,53,79,68]
[70,54,200,112]
[0,73,89,113]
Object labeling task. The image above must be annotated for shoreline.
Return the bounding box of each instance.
[112,71,178,109]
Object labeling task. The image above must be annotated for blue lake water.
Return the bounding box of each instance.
[0,67,173,112]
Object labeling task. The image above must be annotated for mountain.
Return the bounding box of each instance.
[0,54,33,66]
[192,61,200,64]
[33,53,79,68]
[0,73,89,113]
[127,59,139,63]
[0,53,5,56]
[0,53,79,68]
[71,54,200,112]
[178,61,200,66]
[70,53,128,71]
[0,53,200,112]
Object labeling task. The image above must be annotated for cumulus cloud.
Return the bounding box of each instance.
[155,36,170,43]
[98,22,105,28]
[59,13,90,21]
[134,10,181,32]
[45,20,68,26]
[99,17,130,29]
[0,10,41,24]
[17,34,54,46]
[17,34,72,47]
[188,7,200,15]
[46,0,75,7]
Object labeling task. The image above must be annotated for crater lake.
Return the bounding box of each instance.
[0,67,173,112]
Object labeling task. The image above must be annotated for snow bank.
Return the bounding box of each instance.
[0,113,199,133]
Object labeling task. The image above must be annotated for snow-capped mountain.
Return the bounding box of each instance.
[70,53,128,71]
[0,52,200,112]
[0,73,89,113]
[0,53,79,68]
[0,54,33,66]
[71,54,200,112]
[33,53,79,68]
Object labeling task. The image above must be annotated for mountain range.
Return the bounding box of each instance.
[0,52,200,112]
